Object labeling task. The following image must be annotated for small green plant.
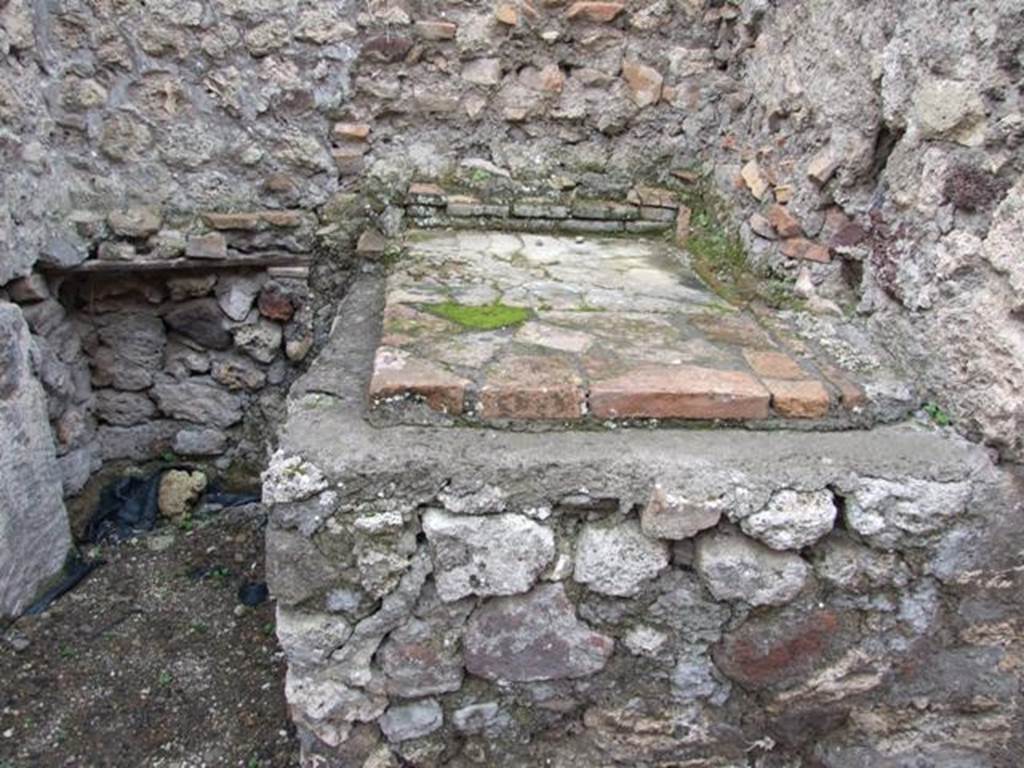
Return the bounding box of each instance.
[679,183,798,309]
[158,670,173,687]
[210,566,232,586]
[58,644,76,660]
[426,301,530,331]
[189,621,209,635]
[923,401,953,427]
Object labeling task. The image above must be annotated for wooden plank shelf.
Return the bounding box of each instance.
[40,251,311,276]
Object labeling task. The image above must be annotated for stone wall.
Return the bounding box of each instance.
[4,0,1020,462]
[718,0,1024,459]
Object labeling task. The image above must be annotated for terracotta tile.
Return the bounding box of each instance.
[479,356,585,420]
[743,348,806,380]
[691,314,776,349]
[589,365,771,420]
[369,347,469,415]
[819,364,867,410]
[764,378,830,419]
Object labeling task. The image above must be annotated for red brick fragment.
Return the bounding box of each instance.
[369,348,469,415]
[479,356,585,420]
[764,379,830,419]
[589,365,770,420]
[566,2,625,23]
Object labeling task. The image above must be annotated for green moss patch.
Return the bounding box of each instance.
[425,301,530,331]
[680,184,799,310]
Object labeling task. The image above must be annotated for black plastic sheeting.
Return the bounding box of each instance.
[14,471,261,619]
[86,471,163,543]
[22,555,104,616]
[85,469,260,544]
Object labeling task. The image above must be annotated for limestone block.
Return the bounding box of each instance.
[574,519,670,596]
[0,302,72,618]
[422,509,555,602]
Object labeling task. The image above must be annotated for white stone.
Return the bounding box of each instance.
[276,606,352,666]
[574,519,670,597]
[844,478,971,550]
[739,489,837,550]
[262,451,329,505]
[422,509,555,602]
[624,625,668,657]
[216,275,263,322]
[695,532,810,607]
[379,699,443,743]
[641,484,726,540]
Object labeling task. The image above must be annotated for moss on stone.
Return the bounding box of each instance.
[426,301,530,331]
[680,184,800,310]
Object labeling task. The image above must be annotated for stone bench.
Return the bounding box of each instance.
[263,233,1017,767]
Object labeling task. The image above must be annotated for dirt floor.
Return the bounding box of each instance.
[0,490,299,768]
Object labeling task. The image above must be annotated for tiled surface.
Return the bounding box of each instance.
[368,230,868,426]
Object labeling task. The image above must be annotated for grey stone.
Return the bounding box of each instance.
[97,241,137,261]
[648,571,731,643]
[695,532,810,607]
[7,274,50,304]
[94,389,157,426]
[422,509,555,602]
[380,616,464,698]
[37,235,88,271]
[56,445,101,497]
[151,377,244,427]
[844,478,971,550]
[234,318,283,363]
[464,583,614,682]
[461,58,502,85]
[0,303,72,618]
[167,274,217,301]
[574,519,670,597]
[164,299,232,350]
[97,420,182,461]
[378,699,443,743]
[266,528,345,606]
[641,485,725,540]
[173,427,227,456]
[452,702,512,736]
[108,206,162,238]
[623,625,668,657]
[271,491,338,537]
[216,275,264,322]
[284,666,387,749]
[739,489,837,550]
[185,232,227,259]
[211,354,267,390]
[91,312,166,392]
[148,230,187,259]
[811,533,910,592]
[21,299,66,336]
[912,78,986,146]
[671,648,728,704]
[275,606,352,666]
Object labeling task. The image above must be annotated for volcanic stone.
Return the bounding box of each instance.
[464,583,613,682]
